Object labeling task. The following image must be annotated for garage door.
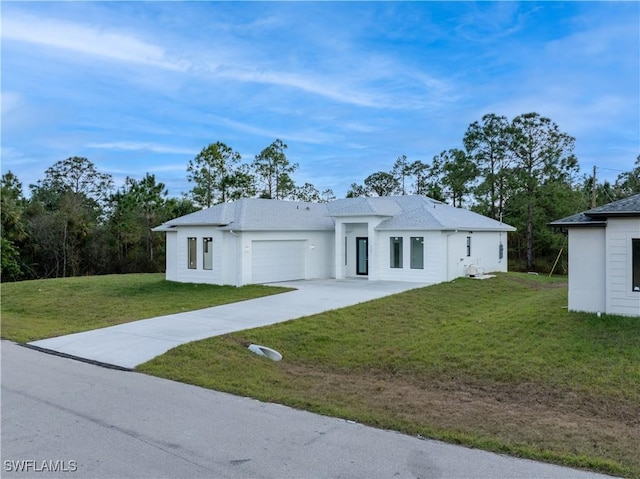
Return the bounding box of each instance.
[251,240,307,283]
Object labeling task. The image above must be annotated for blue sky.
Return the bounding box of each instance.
[2,1,638,199]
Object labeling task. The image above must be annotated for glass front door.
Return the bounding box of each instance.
[356,237,368,275]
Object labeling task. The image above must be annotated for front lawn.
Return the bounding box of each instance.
[0,273,291,343]
[138,273,640,477]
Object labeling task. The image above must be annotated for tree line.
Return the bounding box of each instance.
[346,112,639,271]
[0,139,333,281]
[2,115,638,281]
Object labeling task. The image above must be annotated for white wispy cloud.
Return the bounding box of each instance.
[87,142,197,156]
[1,14,189,71]
[206,114,339,145]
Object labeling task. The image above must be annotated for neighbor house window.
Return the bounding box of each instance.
[499,242,504,260]
[390,237,403,268]
[188,237,197,269]
[410,237,424,269]
[203,237,213,270]
[466,236,472,257]
[633,239,640,292]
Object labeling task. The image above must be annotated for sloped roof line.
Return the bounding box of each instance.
[549,193,640,227]
[584,193,640,216]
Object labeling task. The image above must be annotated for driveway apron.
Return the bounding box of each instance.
[28,279,427,369]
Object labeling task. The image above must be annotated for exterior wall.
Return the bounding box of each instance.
[605,218,640,316]
[567,227,606,314]
[165,231,178,282]
[173,226,228,285]
[445,231,508,281]
[167,222,511,287]
[462,231,509,277]
[373,230,508,284]
[221,231,240,285]
[171,227,333,286]
[375,230,444,283]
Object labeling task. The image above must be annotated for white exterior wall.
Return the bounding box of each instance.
[165,231,178,281]
[445,231,509,282]
[376,230,508,283]
[375,230,443,283]
[173,226,227,285]
[567,228,606,314]
[462,231,509,276]
[165,221,512,287]
[605,218,640,316]
[172,228,333,286]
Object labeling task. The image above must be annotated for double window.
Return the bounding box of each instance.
[187,237,213,270]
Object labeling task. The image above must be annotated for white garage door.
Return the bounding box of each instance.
[251,240,307,283]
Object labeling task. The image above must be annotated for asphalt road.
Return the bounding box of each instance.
[1,341,616,479]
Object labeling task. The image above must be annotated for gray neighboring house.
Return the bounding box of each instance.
[153,195,515,286]
[550,194,640,317]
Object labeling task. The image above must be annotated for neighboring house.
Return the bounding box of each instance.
[549,194,640,317]
[153,195,515,286]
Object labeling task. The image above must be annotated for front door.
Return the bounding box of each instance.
[356,237,368,275]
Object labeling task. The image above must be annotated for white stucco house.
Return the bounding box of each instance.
[549,194,640,317]
[153,195,515,287]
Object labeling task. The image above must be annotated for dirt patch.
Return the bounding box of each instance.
[281,363,639,472]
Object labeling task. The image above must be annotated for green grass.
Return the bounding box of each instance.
[0,273,291,342]
[138,273,640,478]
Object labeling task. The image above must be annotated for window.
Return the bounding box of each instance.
[466,236,472,257]
[499,242,504,260]
[203,237,213,270]
[187,237,197,269]
[410,237,424,269]
[344,236,348,265]
[633,239,640,292]
[390,237,403,268]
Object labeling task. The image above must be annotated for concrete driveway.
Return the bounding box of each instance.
[29,279,427,369]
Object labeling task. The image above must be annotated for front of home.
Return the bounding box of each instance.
[154,195,515,287]
[550,194,640,317]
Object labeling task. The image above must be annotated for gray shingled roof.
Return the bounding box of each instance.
[153,199,334,232]
[549,194,640,227]
[585,193,640,217]
[153,195,515,232]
